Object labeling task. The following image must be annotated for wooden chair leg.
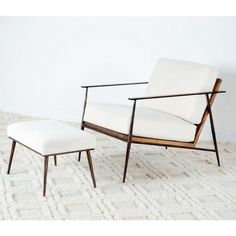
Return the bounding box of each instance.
[54,155,57,166]
[86,150,96,188]
[43,156,49,197]
[7,140,16,174]
[78,151,82,162]
[123,140,132,183]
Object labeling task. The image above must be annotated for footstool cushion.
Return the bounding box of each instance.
[7,120,96,156]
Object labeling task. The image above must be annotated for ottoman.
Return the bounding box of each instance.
[7,120,96,196]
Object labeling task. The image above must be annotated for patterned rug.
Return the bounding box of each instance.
[0,111,236,220]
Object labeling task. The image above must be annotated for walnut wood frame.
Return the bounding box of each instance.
[7,137,96,197]
[80,79,225,182]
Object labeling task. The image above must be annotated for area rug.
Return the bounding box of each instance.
[0,111,236,220]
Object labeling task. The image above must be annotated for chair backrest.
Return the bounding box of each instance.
[141,58,218,124]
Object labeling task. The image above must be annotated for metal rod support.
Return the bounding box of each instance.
[206,94,221,166]
[78,151,82,162]
[123,100,137,183]
[81,87,88,130]
[54,155,57,166]
[129,90,225,101]
[81,81,148,88]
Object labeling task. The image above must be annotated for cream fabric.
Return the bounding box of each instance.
[141,58,218,124]
[7,120,96,155]
[84,103,197,142]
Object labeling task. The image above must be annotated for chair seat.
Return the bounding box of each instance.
[7,120,96,156]
[84,103,197,142]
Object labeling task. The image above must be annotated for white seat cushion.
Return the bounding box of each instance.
[84,103,197,142]
[7,120,96,156]
[141,58,218,124]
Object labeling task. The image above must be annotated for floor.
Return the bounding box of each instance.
[0,111,236,220]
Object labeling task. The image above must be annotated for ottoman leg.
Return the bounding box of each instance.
[43,156,49,197]
[54,155,57,166]
[86,150,96,188]
[7,140,16,174]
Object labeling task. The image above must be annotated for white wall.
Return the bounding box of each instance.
[0,17,235,142]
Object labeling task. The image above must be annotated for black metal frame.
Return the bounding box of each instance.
[78,81,148,162]
[81,81,149,89]
[206,94,221,166]
[80,81,225,182]
[7,137,96,197]
[123,90,225,181]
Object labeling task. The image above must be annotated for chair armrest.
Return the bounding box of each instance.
[128,91,226,101]
[81,81,148,88]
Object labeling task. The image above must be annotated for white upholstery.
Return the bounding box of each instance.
[84,103,197,142]
[141,59,218,124]
[7,120,96,155]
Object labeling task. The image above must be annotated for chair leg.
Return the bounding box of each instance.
[86,150,96,188]
[43,156,49,197]
[123,100,136,183]
[54,155,57,166]
[210,120,220,166]
[78,151,81,162]
[206,94,220,166]
[123,140,132,183]
[7,140,16,174]
[215,147,220,166]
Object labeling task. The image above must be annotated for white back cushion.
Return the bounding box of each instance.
[141,59,218,124]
